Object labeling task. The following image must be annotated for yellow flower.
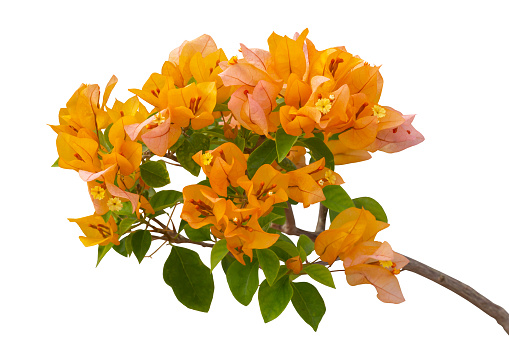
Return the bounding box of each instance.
[90,186,105,200]
[372,105,386,120]
[201,152,213,166]
[107,197,123,212]
[315,98,332,114]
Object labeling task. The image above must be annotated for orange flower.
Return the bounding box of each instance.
[167,82,217,130]
[181,185,227,229]
[220,201,279,265]
[284,158,342,208]
[343,241,409,304]
[237,164,288,216]
[267,29,309,82]
[55,131,101,172]
[314,207,389,264]
[58,75,117,132]
[68,214,120,247]
[326,139,372,165]
[286,256,303,274]
[192,142,247,196]
[129,72,174,112]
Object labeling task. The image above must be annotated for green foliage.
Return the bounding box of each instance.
[226,258,259,306]
[291,282,326,331]
[270,238,299,261]
[302,264,335,288]
[221,255,236,275]
[297,137,335,170]
[256,249,280,286]
[210,239,229,271]
[150,190,183,212]
[140,160,171,188]
[163,246,214,312]
[297,235,314,256]
[247,139,278,178]
[176,132,210,176]
[322,185,355,215]
[353,197,388,222]
[131,230,152,263]
[118,218,136,235]
[96,243,113,266]
[275,128,298,162]
[184,223,211,242]
[51,158,60,167]
[113,234,133,257]
[258,275,293,323]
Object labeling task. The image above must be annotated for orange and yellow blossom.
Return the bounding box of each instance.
[129,72,175,112]
[181,185,227,230]
[219,201,279,265]
[55,131,101,172]
[343,241,409,304]
[284,158,343,208]
[167,82,217,130]
[57,75,118,133]
[192,142,247,197]
[68,214,120,247]
[237,164,289,216]
[326,139,372,165]
[314,207,389,265]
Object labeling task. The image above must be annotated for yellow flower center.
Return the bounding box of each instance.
[107,197,123,212]
[91,186,105,200]
[201,152,213,166]
[325,170,336,184]
[372,105,386,120]
[315,98,332,114]
[228,56,238,65]
[153,112,166,125]
[380,260,394,269]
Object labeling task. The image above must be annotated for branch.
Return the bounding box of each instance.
[271,223,509,334]
[315,203,328,232]
[403,256,509,334]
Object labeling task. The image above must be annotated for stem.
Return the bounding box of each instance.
[271,224,509,334]
[403,256,509,334]
[315,203,328,232]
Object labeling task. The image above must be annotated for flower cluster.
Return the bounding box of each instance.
[51,29,424,325]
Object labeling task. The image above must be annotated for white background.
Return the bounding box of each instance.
[2,1,509,338]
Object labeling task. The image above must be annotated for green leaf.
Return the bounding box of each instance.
[256,249,280,286]
[291,282,326,331]
[298,137,335,170]
[233,132,245,151]
[150,190,183,211]
[302,264,335,288]
[169,134,185,153]
[329,209,339,223]
[353,197,388,223]
[258,275,293,323]
[163,246,214,312]
[297,235,315,256]
[270,239,299,261]
[247,139,277,178]
[258,211,285,232]
[221,255,236,275]
[98,128,112,152]
[214,103,230,111]
[275,128,298,162]
[115,201,133,216]
[140,161,170,188]
[131,230,152,263]
[113,234,132,257]
[184,223,211,242]
[226,258,259,306]
[100,211,112,223]
[96,243,113,266]
[321,185,355,214]
[298,247,307,262]
[118,218,136,235]
[210,239,229,271]
[277,157,297,172]
[51,158,60,167]
[176,133,210,176]
[272,97,286,112]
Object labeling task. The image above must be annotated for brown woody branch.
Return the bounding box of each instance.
[272,205,509,335]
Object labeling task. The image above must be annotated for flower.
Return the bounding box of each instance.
[68,214,120,247]
[343,241,409,304]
